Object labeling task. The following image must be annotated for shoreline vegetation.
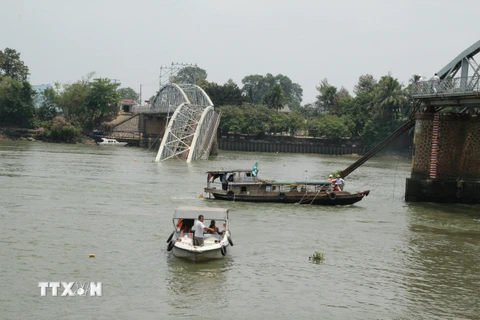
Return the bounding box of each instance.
[0,127,412,160]
[2,47,418,154]
[0,127,96,145]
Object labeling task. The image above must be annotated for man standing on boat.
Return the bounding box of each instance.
[193,215,215,246]
[334,175,345,191]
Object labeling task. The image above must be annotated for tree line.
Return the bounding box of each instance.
[172,66,417,147]
[1,47,418,146]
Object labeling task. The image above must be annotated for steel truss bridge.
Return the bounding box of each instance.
[145,83,220,163]
[341,40,480,178]
[411,39,480,110]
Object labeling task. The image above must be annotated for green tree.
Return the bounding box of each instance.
[217,105,246,134]
[262,84,285,110]
[46,116,80,142]
[82,78,121,128]
[274,74,303,109]
[268,110,288,135]
[55,75,91,124]
[36,87,59,121]
[0,48,30,81]
[0,76,35,127]
[117,87,139,103]
[54,73,121,128]
[286,110,305,136]
[241,73,302,108]
[371,75,406,123]
[241,74,268,104]
[338,91,374,138]
[353,74,377,95]
[308,114,352,140]
[242,104,272,136]
[315,79,339,114]
[170,66,207,85]
[205,79,245,107]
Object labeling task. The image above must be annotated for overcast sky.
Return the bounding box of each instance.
[2,0,479,104]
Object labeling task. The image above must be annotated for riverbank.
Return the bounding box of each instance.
[0,127,96,144]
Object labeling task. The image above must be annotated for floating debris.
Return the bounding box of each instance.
[309,251,324,263]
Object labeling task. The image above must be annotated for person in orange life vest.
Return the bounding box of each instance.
[328,174,335,190]
[208,220,224,235]
[176,218,183,230]
[179,218,194,234]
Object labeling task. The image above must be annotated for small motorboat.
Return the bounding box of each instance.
[96,138,127,146]
[166,206,233,261]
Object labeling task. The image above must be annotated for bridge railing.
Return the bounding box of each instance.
[412,76,480,97]
[135,105,175,114]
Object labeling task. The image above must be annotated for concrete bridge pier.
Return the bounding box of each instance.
[405,112,480,204]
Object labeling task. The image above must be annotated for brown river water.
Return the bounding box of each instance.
[0,141,479,320]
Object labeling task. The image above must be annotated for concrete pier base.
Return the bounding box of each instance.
[405,178,480,204]
[405,112,480,204]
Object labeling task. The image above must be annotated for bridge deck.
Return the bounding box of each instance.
[412,76,480,98]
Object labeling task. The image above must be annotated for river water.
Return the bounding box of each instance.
[0,141,479,320]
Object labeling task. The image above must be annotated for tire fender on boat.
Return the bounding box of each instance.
[167,240,174,252]
[279,192,286,200]
[227,191,235,200]
[166,231,174,243]
[228,236,234,246]
[328,192,337,200]
[220,245,227,256]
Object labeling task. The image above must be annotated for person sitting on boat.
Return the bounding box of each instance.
[207,220,224,236]
[334,175,345,191]
[179,219,194,235]
[193,215,215,246]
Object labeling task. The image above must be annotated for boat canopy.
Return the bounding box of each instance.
[265,181,330,186]
[206,169,252,174]
[173,206,229,220]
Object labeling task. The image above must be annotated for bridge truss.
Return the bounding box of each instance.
[411,40,480,112]
[153,83,220,163]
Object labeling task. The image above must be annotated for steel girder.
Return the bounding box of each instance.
[150,83,212,114]
[187,106,221,162]
[412,40,480,100]
[154,83,219,162]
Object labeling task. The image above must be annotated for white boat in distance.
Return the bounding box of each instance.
[166,206,233,261]
[96,138,127,146]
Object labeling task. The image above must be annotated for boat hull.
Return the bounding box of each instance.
[97,142,127,146]
[172,245,228,261]
[204,188,370,206]
[169,230,232,261]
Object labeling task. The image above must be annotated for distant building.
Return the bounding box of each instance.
[32,84,52,107]
[278,104,291,114]
[120,99,135,112]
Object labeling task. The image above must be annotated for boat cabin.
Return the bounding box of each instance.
[172,206,229,236]
[207,169,259,190]
[206,169,331,197]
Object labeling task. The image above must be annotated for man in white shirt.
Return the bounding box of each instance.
[193,215,215,246]
[432,73,440,93]
[334,175,345,191]
[417,75,424,93]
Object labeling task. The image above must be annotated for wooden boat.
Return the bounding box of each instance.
[203,169,370,206]
[166,206,233,261]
